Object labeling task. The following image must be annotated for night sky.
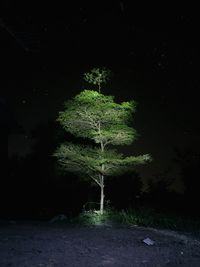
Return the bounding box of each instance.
[4,3,200,193]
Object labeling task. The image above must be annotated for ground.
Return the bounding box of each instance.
[0,221,200,267]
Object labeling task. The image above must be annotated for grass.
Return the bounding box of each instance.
[74,207,200,234]
[74,209,112,225]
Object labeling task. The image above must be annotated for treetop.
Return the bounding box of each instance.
[57,90,138,145]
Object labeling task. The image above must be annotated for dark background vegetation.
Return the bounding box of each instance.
[3,2,200,220]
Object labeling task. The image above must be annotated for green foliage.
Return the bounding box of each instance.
[54,69,152,213]
[77,210,111,225]
[113,208,200,232]
[57,90,138,145]
[54,142,151,181]
[54,89,151,184]
[75,208,200,232]
[83,67,111,90]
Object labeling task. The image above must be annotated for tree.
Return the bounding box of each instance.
[83,67,111,92]
[54,69,151,214]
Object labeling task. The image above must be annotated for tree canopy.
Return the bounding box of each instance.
[57,90,138,146]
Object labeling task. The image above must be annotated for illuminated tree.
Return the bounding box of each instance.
[83,67,111,92]
[54,70,151,214]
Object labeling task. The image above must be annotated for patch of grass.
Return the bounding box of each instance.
[113,208,200,232]
[74,210,111,225]
[74,207,200,233]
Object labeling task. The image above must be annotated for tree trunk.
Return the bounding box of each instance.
[100,175,104,215]
[99,134,104,214]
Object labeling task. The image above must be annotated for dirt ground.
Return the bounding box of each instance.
[0,221,200,267]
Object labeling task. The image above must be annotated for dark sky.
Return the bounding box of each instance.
[4,2,200,192]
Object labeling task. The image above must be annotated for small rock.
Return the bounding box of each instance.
[143,238,155,245]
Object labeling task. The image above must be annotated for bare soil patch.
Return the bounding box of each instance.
[0,221,200,266]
